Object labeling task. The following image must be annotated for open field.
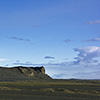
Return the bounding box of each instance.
[0,79,100,100]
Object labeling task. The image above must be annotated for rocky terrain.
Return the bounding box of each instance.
[0,66,52,81]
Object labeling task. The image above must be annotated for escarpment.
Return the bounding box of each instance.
[17,66,45,77]
[0,66,52,81]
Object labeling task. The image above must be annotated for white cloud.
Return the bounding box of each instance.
[0,59,7,61]
[85,20,100,24]
[74,46,100,64]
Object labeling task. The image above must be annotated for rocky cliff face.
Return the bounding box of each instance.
[0,66,52,81]
[17,66,45,77]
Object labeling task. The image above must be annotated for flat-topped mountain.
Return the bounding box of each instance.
[0,66,52,81]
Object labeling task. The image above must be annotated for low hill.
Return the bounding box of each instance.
[0,66,52,81]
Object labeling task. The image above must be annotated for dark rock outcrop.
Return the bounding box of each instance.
[0,66,52,81]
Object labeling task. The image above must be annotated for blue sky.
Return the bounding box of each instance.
[0,0,100,79]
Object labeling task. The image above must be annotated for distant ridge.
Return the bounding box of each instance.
[0,66,52,81]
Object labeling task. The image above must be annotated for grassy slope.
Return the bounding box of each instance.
[0,79,100,100]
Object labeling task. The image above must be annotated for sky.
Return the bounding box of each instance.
[0,0,100,79]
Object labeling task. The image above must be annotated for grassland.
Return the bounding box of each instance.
[0,79,100,100]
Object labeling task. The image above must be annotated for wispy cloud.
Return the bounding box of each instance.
[9,36,33,45]
[44,56,55,59]
[82,38,100,42]
[73,71,100,79]
[13,61,34,66]
[85,20,100,24]
[12,61,69,67]
[13,63,34,66]
[13,61,45,66]
[52,73,68,79]
[10,37,31,42]
[64,39,71,43]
